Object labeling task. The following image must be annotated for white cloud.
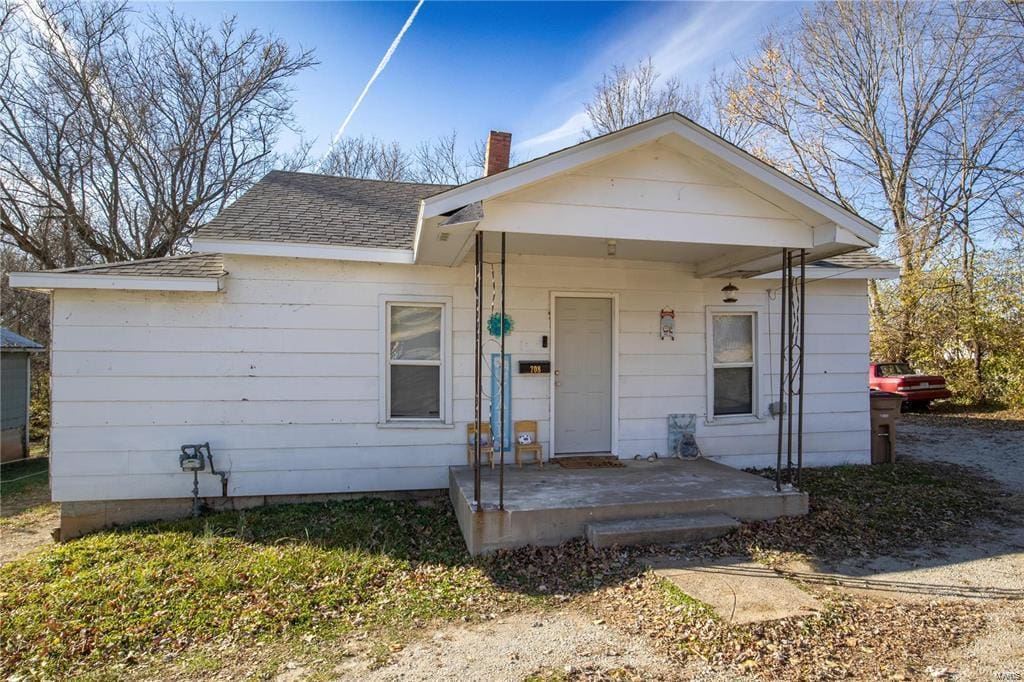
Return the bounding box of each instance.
[516,111,590,156]
[515,2,779,159]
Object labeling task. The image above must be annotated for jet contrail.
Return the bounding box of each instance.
[319,0,425,168]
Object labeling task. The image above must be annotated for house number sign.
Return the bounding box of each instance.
[518,361,551,374]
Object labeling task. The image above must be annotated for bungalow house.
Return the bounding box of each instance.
[11,113,898,549]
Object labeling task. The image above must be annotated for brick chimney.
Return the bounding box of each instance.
[484,131,512,176]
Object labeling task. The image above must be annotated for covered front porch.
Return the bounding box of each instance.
[450,458,808,555]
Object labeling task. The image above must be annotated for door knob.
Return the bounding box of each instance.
[554,369,560,376]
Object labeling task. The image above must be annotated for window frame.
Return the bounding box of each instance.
[379,295,452,426]
[705,307,760,422]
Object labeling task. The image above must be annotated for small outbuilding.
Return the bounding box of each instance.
[1,327,44,462]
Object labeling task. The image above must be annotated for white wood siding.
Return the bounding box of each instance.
[49,253,870,501]
[478,142,814,249]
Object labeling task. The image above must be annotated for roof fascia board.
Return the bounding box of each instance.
[8,271,223,292]
[753,267,899,281]
[423,113,880,246]
[193,238,414,264]
[411,202,427,262]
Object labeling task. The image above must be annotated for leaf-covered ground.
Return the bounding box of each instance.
[0,459,1012,680]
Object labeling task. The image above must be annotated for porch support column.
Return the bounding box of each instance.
[776,248,788,492]
[499,232,507,510]
[797,248,806,487]
[473,230,483,509]
[787,249,795,483]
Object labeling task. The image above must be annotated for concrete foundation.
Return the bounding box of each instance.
[58,489,444,540]
[450,458,808,555]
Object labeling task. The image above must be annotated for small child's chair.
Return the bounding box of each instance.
[466,422,495,468]
[513,420,544,468]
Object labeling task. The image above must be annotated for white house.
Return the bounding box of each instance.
[11,113,898,542]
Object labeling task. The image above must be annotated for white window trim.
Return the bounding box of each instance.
[378,295,453,427]
[705,306,762,424]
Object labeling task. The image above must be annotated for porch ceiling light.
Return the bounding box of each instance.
[721,282,739,303]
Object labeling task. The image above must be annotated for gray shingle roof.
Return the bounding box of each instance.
[814,252,899,271]
[197,171,451,249]
[1,327,44,351]
[49,253,225,278]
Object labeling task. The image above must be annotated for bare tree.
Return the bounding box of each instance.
[583,57,702,138]
[320,136,412,181]
[727,0,1023,360]
[0,0,315,269]
[319,130,496,185]
[413,130,479,185]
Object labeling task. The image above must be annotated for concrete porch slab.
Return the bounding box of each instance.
[648,556,821,624]
[450,458,808,555]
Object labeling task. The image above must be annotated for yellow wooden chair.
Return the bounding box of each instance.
[513,420,544,468]
[466,422,495,468]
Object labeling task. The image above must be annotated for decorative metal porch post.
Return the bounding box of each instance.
[796,249,806,487]
[499,232,507,510]
[776,248,788,492]
[473,231,483,509]
[776,248,807,491]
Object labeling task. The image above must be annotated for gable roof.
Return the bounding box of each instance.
[0,327,44,351]
[196,171,449,250]
[46,253,225,278]
[8,253,226,292]
[419,112,881,247]
[813,252,898,271]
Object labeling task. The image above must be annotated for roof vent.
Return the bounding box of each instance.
[437,231,450,242]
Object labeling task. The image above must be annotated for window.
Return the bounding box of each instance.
[386,302,445,421]
[876,362,912,377]
[709,312,757,417]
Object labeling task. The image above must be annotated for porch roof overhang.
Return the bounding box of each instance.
[414,113,881,277]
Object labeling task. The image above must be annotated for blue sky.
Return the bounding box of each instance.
[153,1,802,162]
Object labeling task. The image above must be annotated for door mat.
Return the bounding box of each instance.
[556,456,626,469]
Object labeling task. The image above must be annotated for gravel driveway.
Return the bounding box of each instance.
[899,413,1024,492]
[820,412,1024,681]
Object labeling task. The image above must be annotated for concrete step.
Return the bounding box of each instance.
[585,513,740,549]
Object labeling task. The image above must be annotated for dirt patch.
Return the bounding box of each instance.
[0,457,56,564]
[589,572,985,681]
[0,506,58,565]
[355,610,683,682]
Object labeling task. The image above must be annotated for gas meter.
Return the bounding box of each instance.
[179,443,208,471]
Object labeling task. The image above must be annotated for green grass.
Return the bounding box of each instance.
[654,577,718,620]
[0,459,1010,679]
[0,497,526,679]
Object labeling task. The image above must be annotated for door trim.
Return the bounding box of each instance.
[549,291,619,457]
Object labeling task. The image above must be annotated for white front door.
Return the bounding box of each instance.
[554,297,612,454]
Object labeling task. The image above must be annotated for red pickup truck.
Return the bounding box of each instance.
[869,362,951,411]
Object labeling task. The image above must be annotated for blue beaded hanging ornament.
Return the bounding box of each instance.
[488,312,514,337]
